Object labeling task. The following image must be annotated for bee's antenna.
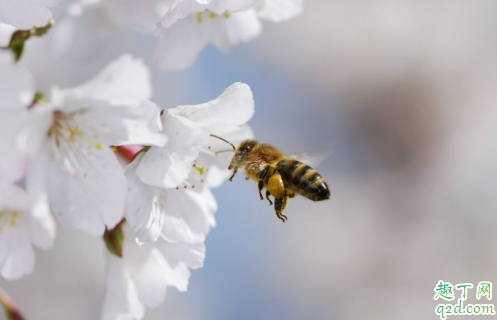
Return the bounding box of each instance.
[215,149,235,155]
[210,134,235,151]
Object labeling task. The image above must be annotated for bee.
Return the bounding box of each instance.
[211,135,331,222]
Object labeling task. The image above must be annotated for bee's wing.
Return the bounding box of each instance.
[290,152,332,168]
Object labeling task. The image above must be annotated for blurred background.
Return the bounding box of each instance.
[3,0,497,319]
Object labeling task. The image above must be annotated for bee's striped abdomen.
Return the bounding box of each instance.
[277,159,330,201]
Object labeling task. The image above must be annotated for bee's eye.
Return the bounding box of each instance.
[241,145,252,152]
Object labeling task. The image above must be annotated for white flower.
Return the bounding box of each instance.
[0,0,58,29]
[0,180,55,280]
[51,0,302,71]
[154,8,262,71]
[16,55,167,236]
[0,51,33,182]
[125,82,254,244]
[154,0,303,70]
[160,0,258,29]
[101,224,205,320]
[125,152,217,245]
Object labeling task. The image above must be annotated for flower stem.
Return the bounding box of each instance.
[0,287,25,320]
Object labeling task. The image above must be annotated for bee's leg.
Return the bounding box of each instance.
[274,196,289,222]
[258,166,271,201]
[259,166,270,180]
[265,190,273,206]
[229,167,238,182]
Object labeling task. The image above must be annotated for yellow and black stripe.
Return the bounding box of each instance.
[276,159,330,201]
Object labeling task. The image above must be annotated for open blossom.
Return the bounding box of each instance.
[0,180,55,280]
[0,0,58,29]
[101,224,205,320]
[53,0,302,71]
[154,0,303,70]
[125,82,254,244]
[111,82,254,320]
[14,55,167,236]
[154,8,262,71]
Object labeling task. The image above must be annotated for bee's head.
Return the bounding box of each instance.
[228,140,258,170]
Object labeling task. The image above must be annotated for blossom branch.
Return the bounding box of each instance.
[0,287,25,320]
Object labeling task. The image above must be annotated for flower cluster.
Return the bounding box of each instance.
[57,0,303,70]
[0,0,300,319]
[0,51,254,318]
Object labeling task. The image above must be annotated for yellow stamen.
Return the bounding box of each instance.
[193,164,206,175]
[197,12,203,23]
[209,12,216,19]
[10,212,18,227]
[223,11,230,19]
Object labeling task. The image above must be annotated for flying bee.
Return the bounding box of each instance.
[211,135,331,222]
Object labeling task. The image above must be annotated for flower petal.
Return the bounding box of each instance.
[257,0,303,22]
[122,231,191,307]
[0,51,34,110]
[26,147,56,249]
[154,15,210,71]
[136,113,203,188]
[47,141,126,236]
[0,179,29,209]
[0,181,35,280]
[160,0,258,29]
[157,241,206,270]
[0,111,28,182]
[0,23,16,47]
[170,82,255,131]
[124,153,165,244]
[17,105,54,159]
[101,251,145,320]
[51,55,152,107]
[160,187,217,244]
[210,9,262,54]
[105,0,170,31]
[0,0,53,29]
[72,99,167,147]
[0,52,35,181]
[0,228,35,280]
[120,231,170,308]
